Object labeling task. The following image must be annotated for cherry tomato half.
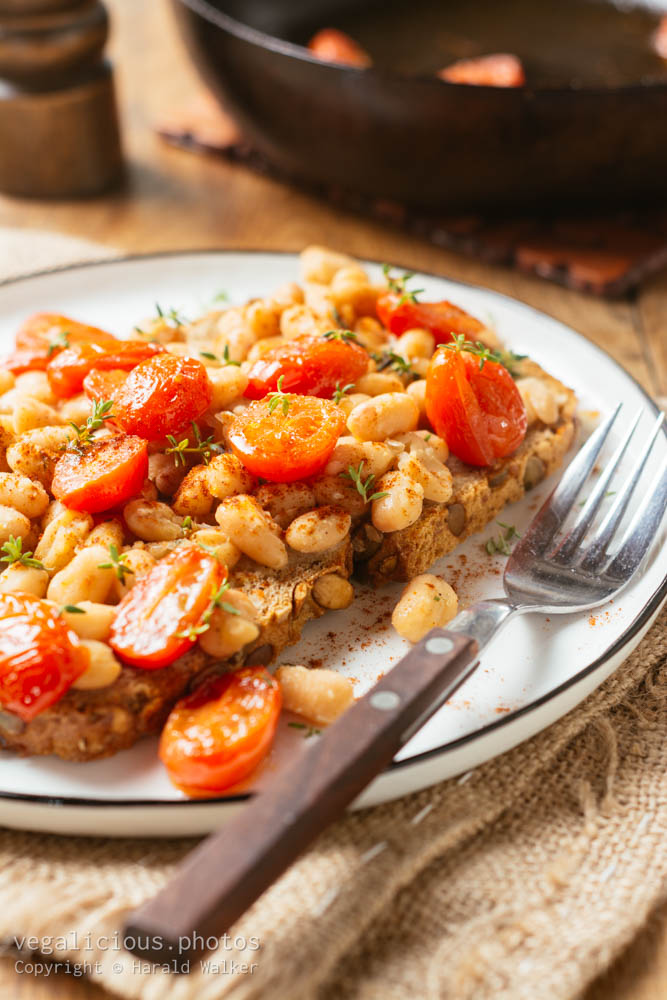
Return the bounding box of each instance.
[83,368,128,402]
[3,349,50,375]
[438,54,525,87]
[109,547,225,669]
[15,313,119,354]
[47,340,165,399]
[376,292,485,347]
[229,394,346,483]
[52,435,148,513]
[159,667,282,796]
[0,594,89,721]
[307,28,371,67]
[113,354,212,440]
[425,346,527,466]
[244,334,369,400]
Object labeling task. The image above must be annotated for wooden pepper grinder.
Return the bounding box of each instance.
[0,0,123,197]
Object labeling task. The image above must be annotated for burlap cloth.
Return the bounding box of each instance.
[0,230,665,1000]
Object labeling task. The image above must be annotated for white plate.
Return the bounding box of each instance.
[0,251,665,837]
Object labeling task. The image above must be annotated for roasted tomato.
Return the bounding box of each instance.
[159,667,282,796]
[244,334,369,400]
[376,292,485,347]
[15,313,119,354]
[47,340,164,399]
[229,394,346,482]
[83,367,128,401]
[307,28,371,67]
[425,345,527,466]
[437,54,526,87]
[0,594,89,722]
[52,435,148,513]
[3,349,50,375]
[109,547,225,669]
[113,354,212,440]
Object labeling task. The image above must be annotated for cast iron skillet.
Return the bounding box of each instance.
[172,0,667,211]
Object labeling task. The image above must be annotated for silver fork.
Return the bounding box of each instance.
[125,405,667,965]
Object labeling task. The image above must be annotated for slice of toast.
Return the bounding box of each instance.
[0,542,351,760]
[365,361,577,584]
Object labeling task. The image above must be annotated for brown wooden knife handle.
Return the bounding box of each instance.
[124,628,478,964]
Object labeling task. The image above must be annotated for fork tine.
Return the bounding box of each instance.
[550,409,643,564]
[579,411,665,573]
[602,458,667,583]
[519,403,622,555]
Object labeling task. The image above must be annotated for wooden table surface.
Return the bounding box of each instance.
[0,1,665,997]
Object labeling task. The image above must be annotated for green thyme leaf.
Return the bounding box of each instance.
[341,461,389,504]
[0,536,45,570]
[98,543,134,584]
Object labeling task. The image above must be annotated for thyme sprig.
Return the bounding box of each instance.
[199,345,241,367]
[322,329,361,345]
[442,334,527,376]
[372,350,415,376]
[166,422,224,466]
[155,303,189,328]
[332,381,355,405]
[97,544,135,584]
[0,536,45,570]
[382,264,423,303]
[267,375,291,416]
[341,461,389,504]
[288,721,322,738]
[485,521,521,556]
[67,399,114,451]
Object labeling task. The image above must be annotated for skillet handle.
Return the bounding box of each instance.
[123,628,478,965]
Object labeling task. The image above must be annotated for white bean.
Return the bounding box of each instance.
[6,425,72,488]
[124,499,183,541]
[312,574,354,610]
[47,544,116,606]
[207,365,249,410]
[72,640,122,690]
[516,377,560,426]
[0,505,31,547]
[276,665,354,725]
[173,454,254,519]
[394,328,435,359]
[0,371,15,395]
[300,245,356,284]
[397,450,453,503]
[0,472,49,518]
[12,396,63,435]
[61,601,116,640]
[347,392,418,442]
[215,494,287,569]
[148,452,187,497]
[255,482,317,529]
[371,471,424,532]
[324,436,396,479]
[14,371,54,403]
[353,372,403,396]
[279,305,330,340]
[189,528,241,568]
[406,378,427,421]
[394,430,449,463]
[285,507,351,554]
[113,546,156,600]
[84,519,124,551]
[198,589,260,658]
[0,563,49,597]
[391,574,458,643]
[34,508,92,573]
[311,476,368,517]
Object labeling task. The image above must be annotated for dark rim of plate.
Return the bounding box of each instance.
[0,249,665,809]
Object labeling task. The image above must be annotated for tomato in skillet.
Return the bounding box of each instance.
[15,313,119,354]
[52,435,148,513]
[109,547,225,669]
[229,394,346,483]
[438,54,526,87]
[159,667,282,796]
[113,354,212,440]
[46,340,165,399]
[376,292,485,347]
[307,28,371,67]
[425,345,527,466]
[0,594,89,722]
[244,334,369,400]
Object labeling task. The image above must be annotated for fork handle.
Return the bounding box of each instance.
[124,627,480,963]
